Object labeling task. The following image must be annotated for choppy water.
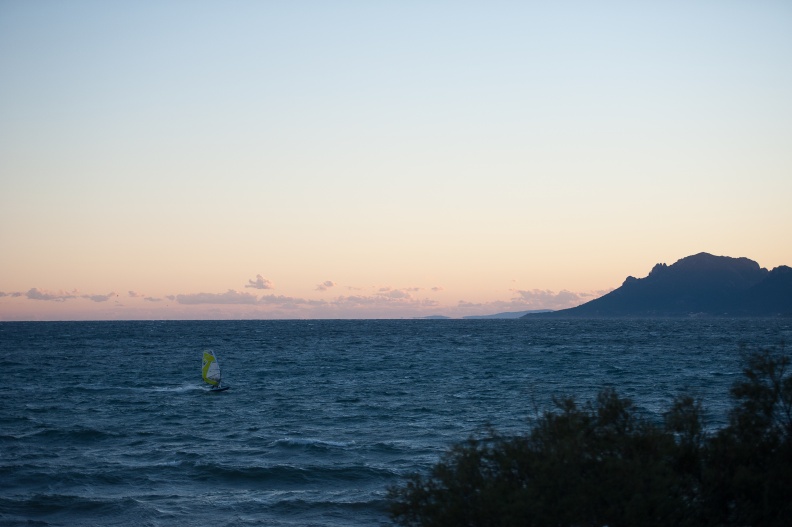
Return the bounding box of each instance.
[2,319,790,526]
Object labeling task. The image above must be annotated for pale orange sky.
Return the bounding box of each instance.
[1,2,791,320]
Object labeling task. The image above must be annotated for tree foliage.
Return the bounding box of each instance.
[388,347,791,527]
[701,347,792,526]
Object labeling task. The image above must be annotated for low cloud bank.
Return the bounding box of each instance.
[21,288,115,303]
[176,290,259,305]
[1,280,609,320]
[456,287,610,316]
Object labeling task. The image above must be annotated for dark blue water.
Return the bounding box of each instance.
[2,319,790,526]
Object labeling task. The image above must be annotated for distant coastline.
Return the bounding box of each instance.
[417,310,553,320]
[463,310,553,319]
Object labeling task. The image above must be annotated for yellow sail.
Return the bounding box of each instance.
[201,350,221,386]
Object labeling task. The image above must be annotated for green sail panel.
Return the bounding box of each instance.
[202,350,222,386]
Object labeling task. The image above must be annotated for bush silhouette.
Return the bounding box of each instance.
[701,348,792,526]
[388,347,791,527]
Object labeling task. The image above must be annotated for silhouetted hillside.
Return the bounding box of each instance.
[464,310,553,319]
[527,253,792,317]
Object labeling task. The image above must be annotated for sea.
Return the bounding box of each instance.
[2,318,790,526]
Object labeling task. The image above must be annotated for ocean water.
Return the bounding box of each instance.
[2,318,790,526]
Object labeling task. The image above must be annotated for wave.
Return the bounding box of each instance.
[0,494,140,518]
[335,396,362,403]
[5,462,148,490]
[0,493,194,527]
[22,426,122,443]
[12,427,121,445]
[202,491,390,525]
[145,384,204,393]
[272,437,356,450]
[22,403,64,414]
[182,460,399,487]
[265,494,390,515]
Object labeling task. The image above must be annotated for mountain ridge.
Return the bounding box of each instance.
[525,252,792,318]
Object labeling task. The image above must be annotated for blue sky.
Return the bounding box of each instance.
[1,1,790,319]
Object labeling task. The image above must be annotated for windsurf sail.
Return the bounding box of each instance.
[202,350,222,387]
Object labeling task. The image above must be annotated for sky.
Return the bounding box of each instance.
[1,1,791,320]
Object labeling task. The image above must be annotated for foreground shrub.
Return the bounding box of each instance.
[388,347,791,527]
[701,348,792,527]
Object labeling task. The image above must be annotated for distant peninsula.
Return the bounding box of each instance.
[464,310,553,320]
[525,252,792,318]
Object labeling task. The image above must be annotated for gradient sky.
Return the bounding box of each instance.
[1,1,791,320]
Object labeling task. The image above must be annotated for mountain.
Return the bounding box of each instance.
[525,253,792,318]
[464,310,553,320]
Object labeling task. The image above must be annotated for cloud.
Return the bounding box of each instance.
[245,274,274,290]
[333,295,382,307]
[378,288,412,299]
[176,289,259,305]
[81,292,116,303]
[256,288,441,314]
[129,290,163,302]
[19,288,117,303]
[259,294,326,309]
[3,277,605,319]
[579,288,614,298]
[454,288,605,315]
[337,289,439,307]
[512,288,583,308]
[510,288,606,310]
[25,288,77,301]
[376,286,423,300]
[457,300,484,308]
